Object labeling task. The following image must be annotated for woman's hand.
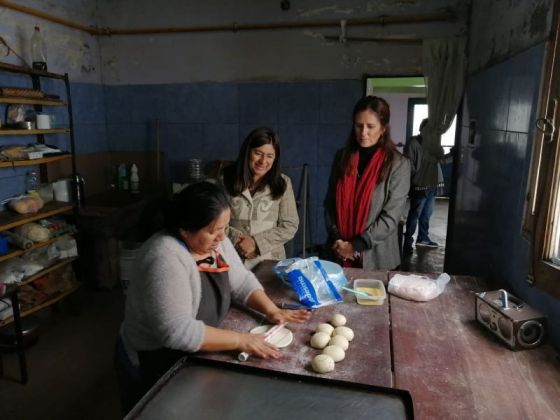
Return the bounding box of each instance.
[333,239,355,260]
[236,235,258,259]
[266,307,311,324]
[237,332,282,359]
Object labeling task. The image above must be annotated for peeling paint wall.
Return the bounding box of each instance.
[96,0,468,84]
[0,0,102,83]
[468,0,553,73]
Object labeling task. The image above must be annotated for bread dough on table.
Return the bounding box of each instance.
[322,345,345,362]
[312,354,335,373]
[250,325,293,348]
[310,331,331,349]
[328,335,349,351]
[333,326,354,341]
[316,323,334,335]
[330,313,347,327]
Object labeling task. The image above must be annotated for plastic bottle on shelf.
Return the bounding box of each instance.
[130,164,139,194]
[25,170,39,194]
[118,163,129,191]
[31,26,47,71]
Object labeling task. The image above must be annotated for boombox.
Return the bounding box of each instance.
[475,290,547,350]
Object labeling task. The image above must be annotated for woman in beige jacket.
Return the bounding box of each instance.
[223,127,299,269]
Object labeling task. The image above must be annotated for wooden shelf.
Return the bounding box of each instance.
[17,257,78,287]
[0,236,72,263]
[0,201,73,231]
[0,154,72,168]
[0,97,66,106]
[0,128,70,136]
[0,283,79,327]
[0,62,66,80]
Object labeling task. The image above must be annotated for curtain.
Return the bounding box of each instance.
[421,38,467,160]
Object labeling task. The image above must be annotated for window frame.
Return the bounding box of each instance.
[524,4,560,298]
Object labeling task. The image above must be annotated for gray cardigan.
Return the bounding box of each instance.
[324,149,411,270]
[121,232,263,360]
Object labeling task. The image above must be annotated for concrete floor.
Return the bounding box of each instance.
[400,198,448,274]
[0,200,448,419]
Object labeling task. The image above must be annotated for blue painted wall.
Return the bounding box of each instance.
[448,42,560,349]
[101,79,363,251]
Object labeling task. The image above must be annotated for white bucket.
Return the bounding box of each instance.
[119,241,142,294]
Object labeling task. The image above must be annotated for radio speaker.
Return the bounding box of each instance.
[475,290,546,350]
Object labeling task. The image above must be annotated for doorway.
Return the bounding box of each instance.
[365,75,456,273]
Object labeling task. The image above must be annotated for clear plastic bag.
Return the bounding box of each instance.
[284,257,342,308]
[388,273,450,302]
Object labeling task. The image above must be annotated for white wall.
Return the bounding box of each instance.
[96,0,469,84]
[0,0,102,83]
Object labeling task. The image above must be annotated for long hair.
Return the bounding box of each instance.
[164,181,232,236]
[224,127,287,200]
[340,96,396,182]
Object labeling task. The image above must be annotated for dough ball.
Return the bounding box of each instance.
[316,323,334,335]
[329,335,349,351]
[333,326,354,341]
[312,354,335,373]
[310,332,331,349]
[322,345,345,362]
[330,313,347,327]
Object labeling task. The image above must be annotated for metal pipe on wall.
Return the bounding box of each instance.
[0,0,453,38]
[0,0,97,35]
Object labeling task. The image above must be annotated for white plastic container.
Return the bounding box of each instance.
[353,279,386,306]
[119,241,142,294]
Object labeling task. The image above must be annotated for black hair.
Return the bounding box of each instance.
[223,127,287,200]
[340,95,396,182]
[164,181,231,235]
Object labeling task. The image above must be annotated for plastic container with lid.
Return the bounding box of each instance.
[353,279,386,306]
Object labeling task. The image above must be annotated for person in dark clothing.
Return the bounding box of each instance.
[403,118,444,254]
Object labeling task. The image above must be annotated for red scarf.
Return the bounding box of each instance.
[335,149,385,266]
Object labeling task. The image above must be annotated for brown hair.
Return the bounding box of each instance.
[340,96,396,182]
[223,127,287,200]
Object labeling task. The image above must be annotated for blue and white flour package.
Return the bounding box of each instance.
[284,257,342,308]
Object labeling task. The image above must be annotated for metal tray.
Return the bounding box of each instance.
[126,357,414,419]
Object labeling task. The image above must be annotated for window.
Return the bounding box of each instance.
[406,98,456,154]
[524,6,560,298]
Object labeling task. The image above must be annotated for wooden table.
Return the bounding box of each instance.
[196,261,394,388]
[390,272,560,420]
[195,261,560,420]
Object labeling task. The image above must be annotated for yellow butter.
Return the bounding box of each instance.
[356,287,384,306]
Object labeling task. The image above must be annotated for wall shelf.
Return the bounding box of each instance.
[0,283,79,327]
[0,97,66,106]
[0,236,72,263]
[0,154,72,168]
[0,201,73,231]
[0,58,78,384]
[0,128,70,136]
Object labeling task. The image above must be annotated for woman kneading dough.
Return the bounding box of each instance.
[120,182,310,397]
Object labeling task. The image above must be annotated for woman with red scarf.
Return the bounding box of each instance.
[324,96,411,270]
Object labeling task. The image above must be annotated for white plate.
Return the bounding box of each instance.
[249,325,294,348]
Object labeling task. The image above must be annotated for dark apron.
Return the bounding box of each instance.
[138,248,231,391]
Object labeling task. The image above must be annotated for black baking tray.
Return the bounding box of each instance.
[125,357,414,420]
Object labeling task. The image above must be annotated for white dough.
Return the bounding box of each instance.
[322,345,345,362]
[333,326,354,341]
[316,323,334,335]
[310,331,331,349]
[330,313,347,327]
[312,354,335,373]
[329,335,349,351]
